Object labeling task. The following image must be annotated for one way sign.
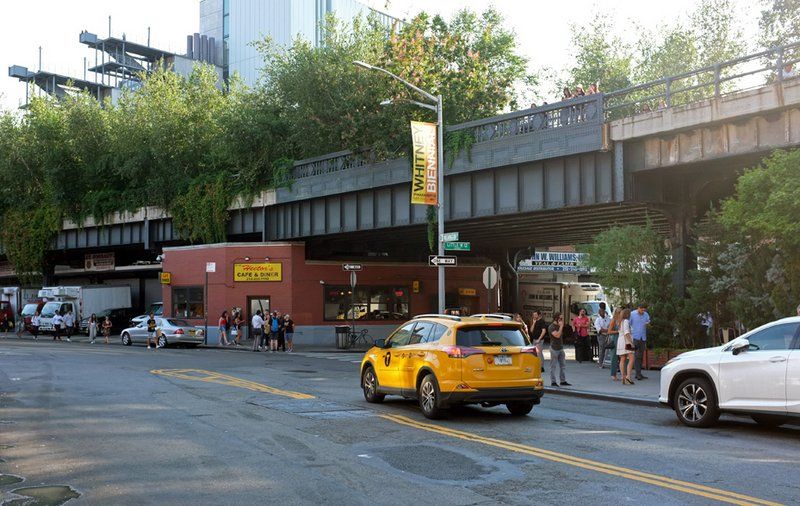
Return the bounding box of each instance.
[429,255,457,267]
[342,263,363,271]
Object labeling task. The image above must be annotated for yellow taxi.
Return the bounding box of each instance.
[360,313,544,418]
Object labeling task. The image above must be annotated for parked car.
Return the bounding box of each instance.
[79,307,139,335]
[120,317,204,348]
[130,301,164,326]
[20,300,46,332]
[660,317,800,428]
[360,313,544,419]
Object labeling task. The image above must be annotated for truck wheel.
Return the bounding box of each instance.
[673,377,719,428]
[121,333,132,346]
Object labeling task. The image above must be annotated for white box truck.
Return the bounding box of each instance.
[519,281,610,333]
[37,286,132,333]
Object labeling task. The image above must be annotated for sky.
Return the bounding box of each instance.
[0,0,760,110]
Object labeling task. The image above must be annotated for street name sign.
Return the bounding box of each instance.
[443,241,471,251]
[342,263,363,271]
[429,255,457,267]
[440,232,459,243]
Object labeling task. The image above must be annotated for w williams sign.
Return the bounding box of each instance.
[410,121,438,205]
[518,252,589,273]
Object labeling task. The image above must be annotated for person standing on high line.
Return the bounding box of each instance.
[630,303,651,380]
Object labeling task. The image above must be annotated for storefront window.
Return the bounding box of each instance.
[324,285,410,321]
[172,286,204,318]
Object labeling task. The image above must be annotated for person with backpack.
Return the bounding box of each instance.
[268,311,280,353]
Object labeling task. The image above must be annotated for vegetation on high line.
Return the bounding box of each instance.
[0,8,531,279]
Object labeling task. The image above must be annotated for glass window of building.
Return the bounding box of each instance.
[324,285,410,321]
[172,286,204,318]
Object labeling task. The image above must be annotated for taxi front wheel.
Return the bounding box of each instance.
[418,374,445,419]
[362,366,385,403]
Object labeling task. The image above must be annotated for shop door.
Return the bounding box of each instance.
[247,296,270,340]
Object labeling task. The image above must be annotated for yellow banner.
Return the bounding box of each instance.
[410,121,438,205]
[233,263,282,282]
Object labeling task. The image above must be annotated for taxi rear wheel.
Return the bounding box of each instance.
[361,366,385,403]
[418,374,445,419]
[506,400,535,416]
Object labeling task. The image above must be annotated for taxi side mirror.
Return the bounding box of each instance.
[374,338,387,349]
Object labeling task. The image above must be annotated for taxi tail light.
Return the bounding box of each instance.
[520,346,539,357]
[443,345,485,358]
[175,328,184,335]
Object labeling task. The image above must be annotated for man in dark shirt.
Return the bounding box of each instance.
[548,312,571,387]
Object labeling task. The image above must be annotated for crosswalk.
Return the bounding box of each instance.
[293,352,364,364]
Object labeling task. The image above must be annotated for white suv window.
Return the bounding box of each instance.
[747,323,798,351]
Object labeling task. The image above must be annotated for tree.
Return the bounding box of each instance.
[561,13,632,95]
[255,8,533,160]
[760,0,800,48]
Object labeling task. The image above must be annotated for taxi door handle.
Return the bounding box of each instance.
[769,356,787,363]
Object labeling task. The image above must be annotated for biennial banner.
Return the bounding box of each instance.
[233,263,282,282]
[410,121,438,205]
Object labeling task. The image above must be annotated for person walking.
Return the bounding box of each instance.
[284,314,294,353]
[31,310,40,340]
[572,308,591,363]
[594,307,611,369]
[218,310,231,346]
[548,312,571,387]
[52,311,64,341]
[529,310,547,358]
[617,308,635,385]
[88,313,98,344]
[102,316,112,344]
[146,312,158,350]
[630,303,651,380]
[276,311,286,352]
[268,311,280,352]
[64,309,75,342]
[232,311,242,346]
[608,308,622,381]
[251,310,265,351]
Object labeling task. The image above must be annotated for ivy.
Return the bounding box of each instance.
[0,206,61,285]
[170,173,234,244]
[444,129,476,168]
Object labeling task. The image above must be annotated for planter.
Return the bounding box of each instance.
[645,348,690,370]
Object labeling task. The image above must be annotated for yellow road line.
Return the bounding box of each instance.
[381,414,781,506]
[150,369,314,400]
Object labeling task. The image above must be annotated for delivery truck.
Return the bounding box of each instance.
[518,281,610,336]
[37,286,132,333]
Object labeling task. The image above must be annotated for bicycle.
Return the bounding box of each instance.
[345,328,372,349]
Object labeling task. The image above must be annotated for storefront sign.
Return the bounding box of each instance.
[459,287,477,296]
[160,272,172,284]
[412,280,420,293]
[233,262,282,282]
[85,252,115,271]
[410,121,438,205]
[517,252,588,273]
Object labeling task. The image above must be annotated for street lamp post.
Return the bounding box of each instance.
[354,61,446,313]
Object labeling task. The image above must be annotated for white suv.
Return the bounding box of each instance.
[660,317,800,428]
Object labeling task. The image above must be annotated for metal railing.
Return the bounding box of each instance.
[291,95,603,180]
[604,40,800,119]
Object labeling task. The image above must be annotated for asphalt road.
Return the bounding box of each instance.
[1,340,797,505]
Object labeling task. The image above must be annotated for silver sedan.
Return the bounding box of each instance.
[120,318,204,347]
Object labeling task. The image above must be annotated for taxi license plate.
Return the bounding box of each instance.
[188,330,196,336]
[495,354,512,366]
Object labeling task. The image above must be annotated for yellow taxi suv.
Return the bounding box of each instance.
[360,313,544,419]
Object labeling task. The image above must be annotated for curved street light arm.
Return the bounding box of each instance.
[353,61,438,104]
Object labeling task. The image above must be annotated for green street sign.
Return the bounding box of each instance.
[440,232,459,242]
[443,241,471,251]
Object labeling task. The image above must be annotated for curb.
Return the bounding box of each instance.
[543,386,665,408]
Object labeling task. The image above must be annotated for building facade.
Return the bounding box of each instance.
[200,0,399,85]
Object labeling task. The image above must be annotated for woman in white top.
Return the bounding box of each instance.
[617,308,635,385]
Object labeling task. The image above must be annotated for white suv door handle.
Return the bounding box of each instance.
[769,356,787,363]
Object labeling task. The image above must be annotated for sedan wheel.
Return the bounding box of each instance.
[418,374,445,419]
[674,377,719,428]
[157,335,167,348]
[121,333,132,346]
[361,366,385,403]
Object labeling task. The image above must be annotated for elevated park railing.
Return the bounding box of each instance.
[604,40,800,119]
[290,41,800,183]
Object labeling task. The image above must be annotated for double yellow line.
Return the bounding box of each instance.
[381,414,781,506]
[150,368,314,400]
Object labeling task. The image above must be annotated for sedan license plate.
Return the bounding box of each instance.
[495,354,512,366]
[188,330,196,336]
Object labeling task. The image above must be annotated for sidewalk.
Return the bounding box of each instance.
[541,352,662,407]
